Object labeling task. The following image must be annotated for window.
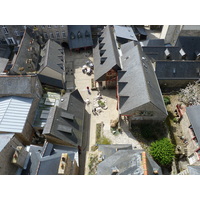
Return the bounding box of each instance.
[42,25,45,28]
[48,25,51,28]
[61,25,64,27]
[54,25,58,28]
[56,31,60,39]
[77,31,82,38]
[50,33,54,39]
[7,37,15,45]
[70,32,75,40]
[44,32,48,39]
[2,26,8,35]
[14,30,20,36]
[85,30,90,37]
[62,31,66,38]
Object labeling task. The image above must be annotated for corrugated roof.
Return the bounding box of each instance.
[0,96,33,133]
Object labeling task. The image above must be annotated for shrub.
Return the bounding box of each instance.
[163,96,171,105]
[149,138,175,167]
[97,136,112,145]
[98,100,105,108]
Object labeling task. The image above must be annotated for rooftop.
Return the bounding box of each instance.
[0,96,33,133]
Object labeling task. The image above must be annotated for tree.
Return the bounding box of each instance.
[149,138,175,167]
[179,80,200,106]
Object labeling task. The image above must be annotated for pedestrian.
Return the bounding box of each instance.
[87,86,91,95]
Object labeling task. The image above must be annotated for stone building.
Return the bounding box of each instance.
[0,25,25,46]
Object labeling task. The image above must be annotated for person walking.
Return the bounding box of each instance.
[87,86,91,95]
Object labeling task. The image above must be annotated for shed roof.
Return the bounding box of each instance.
[68,25,93,49]
[186,105,200,145]
[155,61,200,80]
[93,25,121,81]
[0,96,33,133]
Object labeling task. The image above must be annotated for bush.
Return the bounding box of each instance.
[97,136,112,145]
[98,100,105,108]
[149,138,175,167]
[163,96,171,105]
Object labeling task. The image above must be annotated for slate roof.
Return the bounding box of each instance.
[0,45,11,59]
[118,42,167,116]
[0,57,9,73]
[187,166,200,175]
[43,90,84,147]
[113,25,138,41]
[0,133,15,151]
[97,145,162,175]
[9,30,40,75]
[176,36,200,60]
[141,39,165,47]
[155,61,200,80]
[0,75,42,98]
[142,46,183,61]
[93,25,121,81]
[39,39,64,74]
[21,141,78,175]
[0,96,33,133]
[186,105,200,146]
[68,25,93,50]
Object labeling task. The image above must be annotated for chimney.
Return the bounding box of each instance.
[111,166,119,175]
[58,153,72,175]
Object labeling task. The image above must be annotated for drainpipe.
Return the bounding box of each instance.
[142,151,148,175]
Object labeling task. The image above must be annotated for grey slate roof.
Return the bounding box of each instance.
[187,165,200,175]
[141,39,165,47]
[113,25,138,42]
[0,75,42,98]
[9,30,40,75]
[0,45,11,59]
[43,90,84,147]
[118,42,167,116]
[0,96,33,133]
[97,145,162,175]
[21,141,78,175]
[93,25,121,81]
[68,25,93,50]
[142,46,183,61]
[186,105,200,146]
[155,61,200,80]
[176,36,200,60]
[0,57,9,73]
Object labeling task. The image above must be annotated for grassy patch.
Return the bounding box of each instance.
[163,96,171,105]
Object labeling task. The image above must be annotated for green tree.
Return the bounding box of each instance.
[149,138,175,167]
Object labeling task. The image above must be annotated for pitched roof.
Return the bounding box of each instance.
[10,30,40,75]
[0,96,33,133]
[21,142,78,175]
[43,90,84,147]
[0,133,15,152]
[0,75,42,98]
[97,145,162,175]
[118,42,167,116]
[142,46,183,61]
[0,45,11,59]
[186,105,200,146]
[176,36,200,60]
[187,165,200,175]
[113,25,138,41]
[155,61,200,80]
[68,25,93,49]
[93,25,121,81]
[0,57,9,73]
[39,39,64,74]
[141,39,165,47]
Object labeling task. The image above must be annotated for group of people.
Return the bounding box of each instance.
[82,60,94,75]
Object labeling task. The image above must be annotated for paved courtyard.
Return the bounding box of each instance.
[65,49,142,174]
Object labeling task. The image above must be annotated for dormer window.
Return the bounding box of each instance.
[165,48,170,59]
[85,30,90,37]
[77,31,82,38]
[70,32,75,40]
[100,57,107,64]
